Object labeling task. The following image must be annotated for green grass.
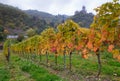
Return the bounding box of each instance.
[27,51,120,80]
[0,68,10,81]
[1,50,120,81]
[20,61,63,81]
[11,55,65,81]
[0,51,65,81]
[0,52,10,81]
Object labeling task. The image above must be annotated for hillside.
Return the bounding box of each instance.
[25,8,94,28]
[70,6,94,27]
[0,3,48,35]
[25,10,69,27]
[0,3,94,35]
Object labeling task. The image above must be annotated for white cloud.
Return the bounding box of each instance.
[0,0,117,15]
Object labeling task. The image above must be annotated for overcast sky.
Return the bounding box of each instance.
[0,0,118,15]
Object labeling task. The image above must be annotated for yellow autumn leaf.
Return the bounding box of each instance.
[112,49,120,58]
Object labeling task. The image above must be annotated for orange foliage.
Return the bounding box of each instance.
[82,48,87,54]
[101,35,106,41]
[101,30,108,41]
[108,44,114,52]
[4,29,9,34]
[82,54,88,59]
[76,45,83,50]
[117,55,120,62]
[82,48,88,59]
[93,47,98,52]
[87,41,93,49]
[88,29,95,41]
[51,46,57,53]
[68,43,73,48]
[119,34,120,39]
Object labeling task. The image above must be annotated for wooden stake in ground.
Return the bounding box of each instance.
[6,45,10,62]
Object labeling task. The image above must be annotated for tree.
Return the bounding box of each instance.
[57,20,79,71]
[40,27,56,66]
[0,26,7,42]
[91,0,120,35]
[3,39,11,62]
[26,28,36,37]
[90,0,120,77]
[17,34,24,42]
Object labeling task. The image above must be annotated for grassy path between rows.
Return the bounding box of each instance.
[0,51,65,81]
[0,51,10,81]
[0,51,35,81]
[1,50,120,81]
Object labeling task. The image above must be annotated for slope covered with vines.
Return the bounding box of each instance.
[4,0,120,79]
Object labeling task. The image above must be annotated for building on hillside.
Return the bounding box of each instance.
[80,6,87,14]
[7,35,28,39]
[7,35,18,39]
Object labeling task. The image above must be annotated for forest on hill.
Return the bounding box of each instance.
[0,3,94,36]
[0,3,48,35]
[24,10,69,28]
[25,6,94,28]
